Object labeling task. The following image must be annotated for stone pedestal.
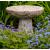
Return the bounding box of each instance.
[18,18,33,34]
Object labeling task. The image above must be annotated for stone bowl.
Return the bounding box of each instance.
[6,5,44,18]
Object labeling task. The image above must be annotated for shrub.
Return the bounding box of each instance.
[0,29,50,49]
[0,29,30,49]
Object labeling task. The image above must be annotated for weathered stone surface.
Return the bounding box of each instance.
[6,5,44,18]
[18,18,33,34]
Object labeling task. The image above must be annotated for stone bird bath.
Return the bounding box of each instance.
[6,5,44,34]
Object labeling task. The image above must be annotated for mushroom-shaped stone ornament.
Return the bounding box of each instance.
[6,5,44,34]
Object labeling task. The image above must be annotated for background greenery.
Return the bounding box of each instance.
[0,1,50,49]
[0,29,50,49]
[0,1,50,28]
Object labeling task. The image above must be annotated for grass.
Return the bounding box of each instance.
[0,1,50,27]
[0,28,50,49]
[0,1,50,49]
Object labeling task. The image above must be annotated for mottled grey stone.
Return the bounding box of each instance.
[18,18,33,34]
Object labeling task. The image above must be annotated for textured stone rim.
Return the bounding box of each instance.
[6,5,44,18]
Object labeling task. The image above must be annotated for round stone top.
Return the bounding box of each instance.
[6,5,44,18]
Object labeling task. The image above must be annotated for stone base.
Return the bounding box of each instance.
[18,18,33,34]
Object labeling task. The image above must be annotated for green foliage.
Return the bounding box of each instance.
[0,1,50,49]
[0,1,50,28]
[0,29,30,49]
[0,29,50,49]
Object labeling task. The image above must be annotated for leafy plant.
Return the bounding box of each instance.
[0,29,50,49]
[0,1,50,28]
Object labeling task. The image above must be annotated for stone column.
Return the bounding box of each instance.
[18,18,33,34]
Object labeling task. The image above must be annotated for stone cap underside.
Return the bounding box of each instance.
[6,5,44,18]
